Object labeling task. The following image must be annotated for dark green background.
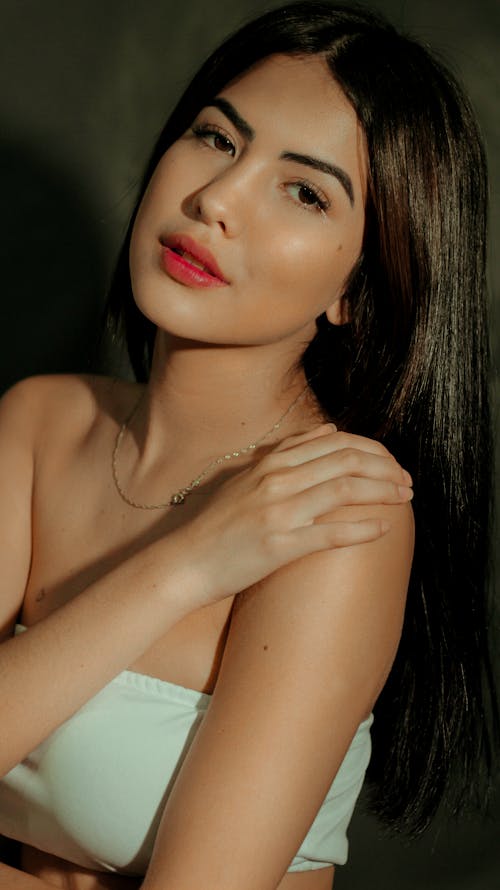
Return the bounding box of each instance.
[0,0,498,886]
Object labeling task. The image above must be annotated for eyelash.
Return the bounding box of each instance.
[191,123,236,156]
[191,123,330,214]
[283,180,330,214]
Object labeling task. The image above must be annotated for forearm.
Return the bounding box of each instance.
[0,423,412,778]
[0,527,207,777]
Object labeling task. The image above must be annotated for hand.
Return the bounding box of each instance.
[180,424,413,604]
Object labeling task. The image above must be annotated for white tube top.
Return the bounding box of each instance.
[0,625,373,875]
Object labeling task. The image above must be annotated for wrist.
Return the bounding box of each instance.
[149,523,221,616]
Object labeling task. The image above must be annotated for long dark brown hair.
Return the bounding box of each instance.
[105,2,498,836]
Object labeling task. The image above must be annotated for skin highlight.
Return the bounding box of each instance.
[129,55,366,352]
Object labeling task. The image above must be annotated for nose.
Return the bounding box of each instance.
[190,166,249,237]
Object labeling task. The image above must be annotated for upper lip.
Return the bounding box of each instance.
[161,233,228,282]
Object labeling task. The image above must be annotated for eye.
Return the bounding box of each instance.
[285,180,330,214]
[192,124,236,156]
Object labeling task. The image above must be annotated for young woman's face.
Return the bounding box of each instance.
[130,54,367,353]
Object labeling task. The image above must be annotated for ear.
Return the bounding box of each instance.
[325,294,350,326]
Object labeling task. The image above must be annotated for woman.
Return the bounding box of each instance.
[0,2,496,889]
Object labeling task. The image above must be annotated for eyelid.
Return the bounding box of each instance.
[190,122,331,213]
[191,120,238,154]
[284,178,331,213]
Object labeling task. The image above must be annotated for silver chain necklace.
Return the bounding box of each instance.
[111,387,308,510]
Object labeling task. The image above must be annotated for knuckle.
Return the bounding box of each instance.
[333,476,353,499]
[381,481,398,501]
[342,448,363,471]
[259,469,289,500]
[257,451,279,473]
[337,432,390,458]
[331,431,348,448]
[391,481,403,499]
[328,523,350,547]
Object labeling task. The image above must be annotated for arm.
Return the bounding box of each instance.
[0,377,412,779]
[142,497,414,890]
[0,378,212,776]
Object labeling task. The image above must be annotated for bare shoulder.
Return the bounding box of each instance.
[220,498,414,721]
[314,496,415,587]
[235,497,414,623]
[0,375,142,637]
[1,373,141,444]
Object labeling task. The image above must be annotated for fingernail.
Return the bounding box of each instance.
[398,485,414,500]
[324,422,337,432]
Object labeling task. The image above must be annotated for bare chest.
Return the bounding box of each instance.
[21,440,235,694]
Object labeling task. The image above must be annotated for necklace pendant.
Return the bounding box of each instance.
[170,492,185,506]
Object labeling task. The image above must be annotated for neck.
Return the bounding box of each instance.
[131,332,319,468]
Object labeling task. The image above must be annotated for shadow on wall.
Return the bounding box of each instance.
[0,135,109,393]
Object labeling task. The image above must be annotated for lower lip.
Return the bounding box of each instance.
[161,247,227,288]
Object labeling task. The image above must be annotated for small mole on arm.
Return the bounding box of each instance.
[35,588,46,602]
[263,644,269,651]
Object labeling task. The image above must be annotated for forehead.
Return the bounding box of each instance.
[219,54,367,197]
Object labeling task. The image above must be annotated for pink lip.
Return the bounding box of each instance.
[160,233,228,288]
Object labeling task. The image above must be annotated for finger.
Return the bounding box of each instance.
[272,423,336,453]
[287,517,391,558]
[288,476,413,526]
[268,430,409,480]
[267,449,412,494]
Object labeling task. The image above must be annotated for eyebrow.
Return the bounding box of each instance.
[208,98,255,141]
[207,97,355,207]
[280,151,354,207]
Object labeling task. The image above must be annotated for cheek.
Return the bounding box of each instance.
[258,223,363,304]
